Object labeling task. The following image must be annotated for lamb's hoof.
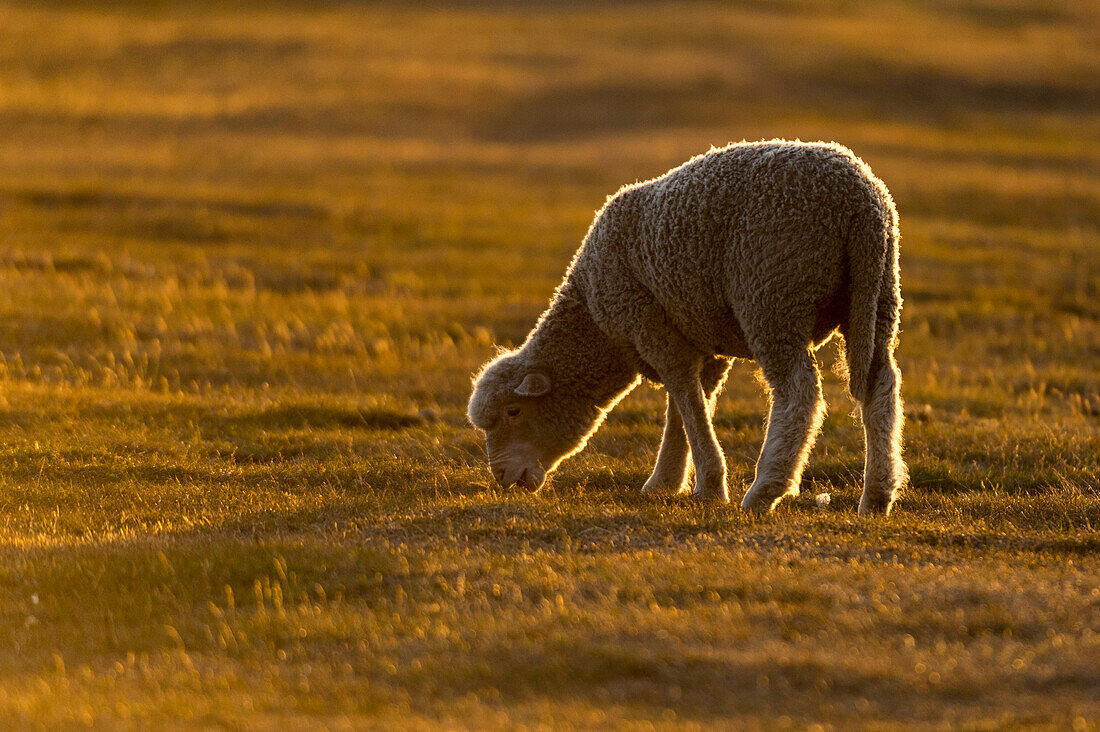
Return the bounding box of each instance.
[858,491,895,517]
[740,482,791,513]
[692,481,730,504]
[641,474,689,496]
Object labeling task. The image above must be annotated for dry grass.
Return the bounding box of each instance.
[0,0,1097,728]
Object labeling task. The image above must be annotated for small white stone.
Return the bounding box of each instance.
[814,492,831,509]
[31,594,38,605]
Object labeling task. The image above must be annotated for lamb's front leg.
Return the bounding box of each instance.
[666,374,729,503]
[627,292,728,501]
[642,394,690,495]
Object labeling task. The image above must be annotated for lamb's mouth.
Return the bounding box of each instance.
[492,464,547,492]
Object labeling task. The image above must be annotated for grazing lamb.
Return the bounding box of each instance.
[468,140,906,516]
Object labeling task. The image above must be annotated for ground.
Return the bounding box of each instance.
[0,1,1097,728]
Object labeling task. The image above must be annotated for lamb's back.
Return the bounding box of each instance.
[575,141,888,356]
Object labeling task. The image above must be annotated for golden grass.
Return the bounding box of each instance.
[0,0,1097,728]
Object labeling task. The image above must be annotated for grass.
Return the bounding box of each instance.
[0,0,1097,728]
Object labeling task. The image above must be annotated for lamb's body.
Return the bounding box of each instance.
[469,140,906,515]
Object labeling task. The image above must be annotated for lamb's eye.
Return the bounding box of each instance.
[505,405,521,418]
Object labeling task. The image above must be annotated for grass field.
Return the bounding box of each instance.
[0,0,1097,728]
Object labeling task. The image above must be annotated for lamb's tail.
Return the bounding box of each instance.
[844,203,899,403]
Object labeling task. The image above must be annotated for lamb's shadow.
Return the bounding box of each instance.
[396,634,930,725]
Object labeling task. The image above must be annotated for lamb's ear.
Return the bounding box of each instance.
[514,372,551,397]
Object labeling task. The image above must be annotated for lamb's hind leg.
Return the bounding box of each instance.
[741,347,826,512]
[858,353,906,516]
[642,357,731,495]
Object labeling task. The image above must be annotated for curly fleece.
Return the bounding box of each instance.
[470,140,906,515]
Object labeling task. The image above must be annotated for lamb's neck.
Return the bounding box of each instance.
[525,291,637,407]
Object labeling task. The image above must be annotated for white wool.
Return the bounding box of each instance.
[470,141,906,515]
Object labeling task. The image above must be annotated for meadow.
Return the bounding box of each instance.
[0,0,1097,728]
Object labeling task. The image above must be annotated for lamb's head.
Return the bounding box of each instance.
[467,351,602,492]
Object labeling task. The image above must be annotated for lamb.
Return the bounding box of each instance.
[467,140,906,515]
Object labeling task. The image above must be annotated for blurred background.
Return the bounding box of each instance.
[0,1,1096,726]
[0,0,1095,480]
[0,0,1096,392]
